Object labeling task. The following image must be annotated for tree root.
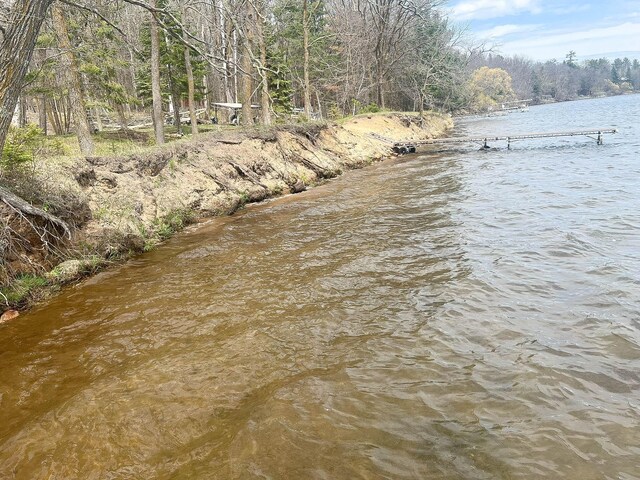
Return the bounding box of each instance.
[0,185,71,239]
[201,168,236,192]
[227,160,269,190]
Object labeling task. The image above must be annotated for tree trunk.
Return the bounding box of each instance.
[51,5,95,156]
[376,55,385,109]
[240,5,254,126]
[127,45,138,99]
[38,95,47,135]
[18,96,27,127]
[116,104,129,130]
[93,107,103,131]
[241,54,253,125]
[0,185,70,239]
[35,48,48,135]
[205,72,216,118]
[149,0,165,144]
[302,0,312,118]
[184,46,199,134]
[214,0,231,103]
[181,4,198,134]
[64,97,71,132]
[0,0,55,155]
[168,66,182,132]
[257,0,270,125]
[232,30,239,103]
[47,99,62,135]
[315,90,323,120]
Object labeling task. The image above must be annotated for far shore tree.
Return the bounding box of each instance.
[468,66,516,111]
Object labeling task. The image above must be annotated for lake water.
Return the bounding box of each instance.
[1,95,639,479]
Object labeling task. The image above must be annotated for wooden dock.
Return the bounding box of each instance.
[371,128,618,153]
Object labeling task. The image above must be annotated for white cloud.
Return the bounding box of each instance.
[495,22,640,60]
[450,0,541,21]
[475,23,542,39]
[549,4,591,15]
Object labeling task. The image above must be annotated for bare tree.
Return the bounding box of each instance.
[326,0,438,111]
[149,0,165,143]
[253,0,270,124]
[359,0,431,108]
[180,2,198,134]
[302,0,312,117]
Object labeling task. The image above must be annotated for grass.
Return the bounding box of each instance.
[0,274,48,306]
[143,208,196,251]
[40,126,191,162]
[41,131,152,161]
[38,123,247,165]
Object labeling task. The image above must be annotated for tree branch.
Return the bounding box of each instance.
[59,0,127,37]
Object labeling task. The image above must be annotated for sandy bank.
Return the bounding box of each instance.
[0,112,452,312]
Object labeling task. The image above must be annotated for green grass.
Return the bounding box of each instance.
[143,208,196,251]
[0,274,48,305]
[40,133,148,163]
[38,124,243,165]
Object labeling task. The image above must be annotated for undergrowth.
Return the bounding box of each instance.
[0,274,48,307]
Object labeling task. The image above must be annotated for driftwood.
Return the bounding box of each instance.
[298,156,326,176]
[0,186,71,239]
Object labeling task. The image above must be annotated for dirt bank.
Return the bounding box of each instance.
[0,112,452,312]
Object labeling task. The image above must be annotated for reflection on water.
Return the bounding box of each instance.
[1,95,639,479]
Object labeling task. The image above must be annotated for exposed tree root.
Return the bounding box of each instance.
[0,185,70,239]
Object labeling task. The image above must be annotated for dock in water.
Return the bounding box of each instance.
[373,128,618,153]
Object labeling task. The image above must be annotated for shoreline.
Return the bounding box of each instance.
[0,112,453,317]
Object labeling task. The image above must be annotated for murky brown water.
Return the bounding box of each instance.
[1,95,640,479]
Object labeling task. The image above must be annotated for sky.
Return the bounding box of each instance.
[446,0,640,61]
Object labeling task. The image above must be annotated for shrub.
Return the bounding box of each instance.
[1,124,44,172]
[359,102,381,114]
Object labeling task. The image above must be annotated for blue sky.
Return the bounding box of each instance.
[446,0,640,61]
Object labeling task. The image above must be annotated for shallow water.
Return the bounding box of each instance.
[1,95,639,479]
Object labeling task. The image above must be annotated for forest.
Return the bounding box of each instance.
[2,0,640,158]
[1,0,476,156]
[475,51,640,103]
